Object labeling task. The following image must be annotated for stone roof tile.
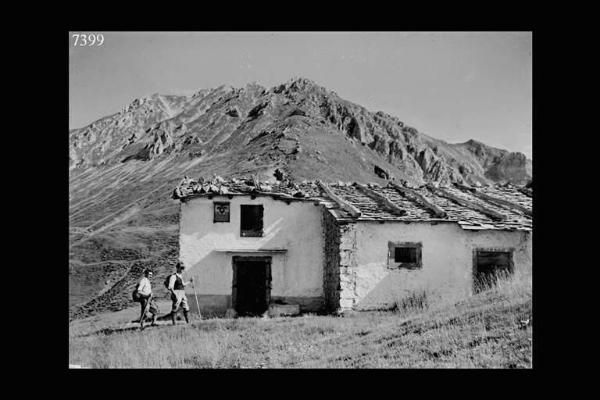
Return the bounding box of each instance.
[172,176,532,231]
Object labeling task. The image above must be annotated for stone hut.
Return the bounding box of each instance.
[172,177,532,316]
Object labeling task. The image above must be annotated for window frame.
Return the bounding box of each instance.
[472,247,515,275]
[388,241,422,270]
[240,204,264,237]
[472,247,515,292]
[213,201,231,223]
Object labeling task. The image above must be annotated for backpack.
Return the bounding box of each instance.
[164,274,174,289]
[132,284,142,302]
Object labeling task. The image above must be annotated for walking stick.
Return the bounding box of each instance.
[191,277,201,319]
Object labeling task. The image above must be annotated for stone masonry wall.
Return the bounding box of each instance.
[322,210,341,312]
[338,222,358,310]
[322,209,358,312]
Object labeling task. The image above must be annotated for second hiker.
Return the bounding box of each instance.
[168,262,194,325]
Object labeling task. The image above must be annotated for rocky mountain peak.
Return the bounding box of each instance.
[70,78,531,186]
[270,77,330,97]
[286,76,319,90]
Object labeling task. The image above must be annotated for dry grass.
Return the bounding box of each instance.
[69,273,531,368]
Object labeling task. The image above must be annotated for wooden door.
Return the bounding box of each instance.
[232,257,272,316]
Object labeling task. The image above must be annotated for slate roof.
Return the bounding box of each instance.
[172,176,327,202]
[173,176,532,232]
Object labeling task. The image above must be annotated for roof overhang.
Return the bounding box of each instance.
[215,248,288,254]
[181,192,326,204]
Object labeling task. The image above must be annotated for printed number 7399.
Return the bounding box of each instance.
[72,33,104,46]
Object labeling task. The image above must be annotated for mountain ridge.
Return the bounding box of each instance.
[69,77,531,186]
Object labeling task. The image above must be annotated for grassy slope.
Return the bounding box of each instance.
[69,218,179,320]
[69,277,532,368]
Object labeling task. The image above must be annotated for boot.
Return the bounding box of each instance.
[183,310,190,324]
[171,311,177,326]
[151,314,157,326]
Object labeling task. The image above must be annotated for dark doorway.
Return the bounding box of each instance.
[232,256,272,316]
[473,249,514,293]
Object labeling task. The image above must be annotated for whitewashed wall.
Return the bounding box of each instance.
[179,196,325,313]
[342,221,532,310]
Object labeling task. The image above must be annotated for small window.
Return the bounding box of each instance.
[473,249,513,293]
[388,242,422,269]
[395,247,417,263]
[240,204,263,237]
[213,202,230,223]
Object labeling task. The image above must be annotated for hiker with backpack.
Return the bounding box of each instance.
[165,262,194,325]
[134,269,160,330]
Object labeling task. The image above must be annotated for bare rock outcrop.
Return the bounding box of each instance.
[69,77,531,185]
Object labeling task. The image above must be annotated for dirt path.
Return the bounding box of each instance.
[70,258,154,267]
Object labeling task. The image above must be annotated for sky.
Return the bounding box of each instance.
[69,32,532,158]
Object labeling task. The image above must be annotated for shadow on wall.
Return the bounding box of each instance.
[180,295,325,317]
[350,227,533,312]
[177,248,232,316]
[353,267,473,311]
[181,248,326,316]
[352,257,530,312]
[182,292,232,317]
[179,210,325,315]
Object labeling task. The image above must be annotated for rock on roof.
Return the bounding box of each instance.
[172,176,532,231]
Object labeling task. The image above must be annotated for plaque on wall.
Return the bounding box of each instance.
[214,202,230,222]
